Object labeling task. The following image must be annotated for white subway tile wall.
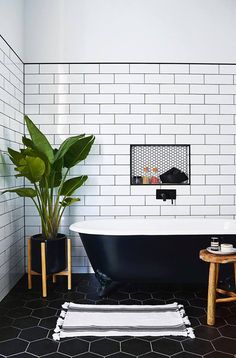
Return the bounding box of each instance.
[0,37,24,300]
[25,63,236,273]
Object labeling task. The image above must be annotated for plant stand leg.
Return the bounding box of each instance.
[52,275,57,283]
[27,238,32,289]
[67,239,72,290]
[207,262,217,325]
[41,242,47,297]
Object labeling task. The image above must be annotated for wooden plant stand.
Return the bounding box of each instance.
[27,237,72,297]
[200,249,236,325]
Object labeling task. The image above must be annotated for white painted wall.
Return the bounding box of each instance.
[24,0,236,63]
[0,0,24,59]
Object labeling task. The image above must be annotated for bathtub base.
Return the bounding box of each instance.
[95,269,119,297]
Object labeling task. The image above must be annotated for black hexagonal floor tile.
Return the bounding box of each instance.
[25,299,48,309]
[63,292,85,301]
[189,298,207,308]
[213,337,236,355]
[152,338,183,355]
[32,307,57,318]
[0,338,28,356]
[139,353,167,358]
[107,353,136,358]
[96,299,118,305]
[219,325,236,339]
[194,325,220,340]
[19,326,48,341]
[39,316,58,329]
[143,299,165,305]
[27,338,59,356]
[8,353,36,358]
[226,315,236,325]
[121,338,151,356]
[0,299,26,309]
[42,354,69,358]
[0,326,20,341]
[174,353,200,358]
[205,352,235,358]
[108,292,129,301]
[8,307,32,318]
[1,316,13,327]
[13,316,40,329]
[185,305,206,318]
[182,338,214,355]
[130,292,152,300]
[90,338,120,356]
[106,336,131,342]
[74,354,101,358]
[119,299,141,305]
[59,338,89,356]
[152,290,174,300]
[175,290,196,299]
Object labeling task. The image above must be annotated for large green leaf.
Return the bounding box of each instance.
[16,156,46,183]
[1,187,37,198]
[60,197,80,207]
[22,136,34,149]
[8,148,24,166]
[64,135,95,169]
[54,135,85,163]
[48,157,63,188]
[60,175,88,196]
[25,115,54,163]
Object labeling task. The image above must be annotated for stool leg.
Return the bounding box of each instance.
[41,242,47,297]
[234,263,236,287]
[215,263,219,287]
[207,262,217,325]
[67,239,72,290]
[52,275,57,283]
[27,238,32,289]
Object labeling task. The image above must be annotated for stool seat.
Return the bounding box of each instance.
[199,249,236,326]
[200,249,236,264]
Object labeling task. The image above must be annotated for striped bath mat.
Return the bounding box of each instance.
[53,302,195,340]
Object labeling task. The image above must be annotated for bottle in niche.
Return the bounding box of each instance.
[210,237,220,251]
[150,167,160,184]
[142,166,150,184]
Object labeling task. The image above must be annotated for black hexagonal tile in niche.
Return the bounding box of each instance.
[0,274,236,358]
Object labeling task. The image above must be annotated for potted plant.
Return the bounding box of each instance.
[2,115,95,275]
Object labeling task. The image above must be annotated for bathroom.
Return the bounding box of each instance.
[0,0,236,356]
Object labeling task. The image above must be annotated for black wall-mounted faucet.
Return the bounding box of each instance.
[156,189,176,204]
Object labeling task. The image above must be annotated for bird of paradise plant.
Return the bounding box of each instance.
[2,116,95,240]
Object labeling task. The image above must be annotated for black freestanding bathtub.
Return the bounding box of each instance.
[70,219,236,296]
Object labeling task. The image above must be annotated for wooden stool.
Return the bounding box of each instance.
[27,237,72,297]
[199,249,236,325]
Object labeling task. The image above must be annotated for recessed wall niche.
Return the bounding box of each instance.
[130,145,190,186]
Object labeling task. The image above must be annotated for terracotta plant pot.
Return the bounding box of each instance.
[31,234,66,274]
